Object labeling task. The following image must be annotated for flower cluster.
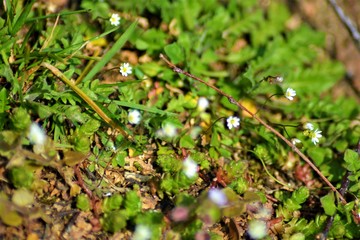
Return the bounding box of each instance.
[277,79,324,146]
[303,123,322,145]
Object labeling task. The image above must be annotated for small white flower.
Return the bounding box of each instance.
[133,224,151,240]
[163,123,177,138]
[109,13,120,26]
[304,123,314,131]
[310,129,322,145]
[226,116,240,129]
[247,220,268,239]
[128,109,141,125]
[197,97,209,112]
[28,123,46,145]
[208,188,228,207]
[285,88,296,101]
[275,76,284,83]
[120,63,132,77]
[183,156,198,178]
[291,138,301,145]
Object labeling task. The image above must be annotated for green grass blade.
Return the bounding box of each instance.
[58,27,119,55]
[81,21,138,83]
[26,9,90,22]
[113,101,177,117]
[10,0,36,36]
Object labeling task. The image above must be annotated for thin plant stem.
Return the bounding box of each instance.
[249,150,290,189]
[160,53,347,205]
[75,49,100,85]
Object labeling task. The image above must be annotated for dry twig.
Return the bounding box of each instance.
[328,0,360,51]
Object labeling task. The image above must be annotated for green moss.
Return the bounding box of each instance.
[101,210,128,233]
[76,193,91,211]
[11,108,31,131]
[8,167,34,189]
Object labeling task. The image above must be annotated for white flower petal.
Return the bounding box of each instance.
[208,188,228,207]
[120,63,132,77]
[291,138,301,145]
[197,97,209,111]
[247,220,267,239]
[304,123,314,130]
[128,110,141,125]
[28,123,46,145]
[310,129,322,145]
[226,116,240,129]
[163,123,177,137]
[275,76,283,83]
[133,224,151,240]
[183,156,198,178]
[109,13,120,26]
[285,88,296,101]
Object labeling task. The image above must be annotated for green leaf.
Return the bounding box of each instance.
[307,147,332,166]
[115,151,127,167]
[344,149,360,172]
[10,107,31,131]
[81,21,138,83]
[320,192,336,216]
[73,132,91,153]
[79,119,100,136]
[124,190,141,218]
[80,1,109,19]
[0,65,20,95]
[76,194,91,211]
[113,100,177,116]
[102,194,123,212]
[101,210,127,233]
[0,209,22,227]
[179,134,195,148]
[0,88,9,130]
[164,43,184,64]
[12,189,34,206]
[8,167,34,189]
[156,154,182,173]
[292,187,309,204]
[291,61,345,95]
[134,28,167,54]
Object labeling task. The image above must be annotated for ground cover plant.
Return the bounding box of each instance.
[0,0,360,239]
